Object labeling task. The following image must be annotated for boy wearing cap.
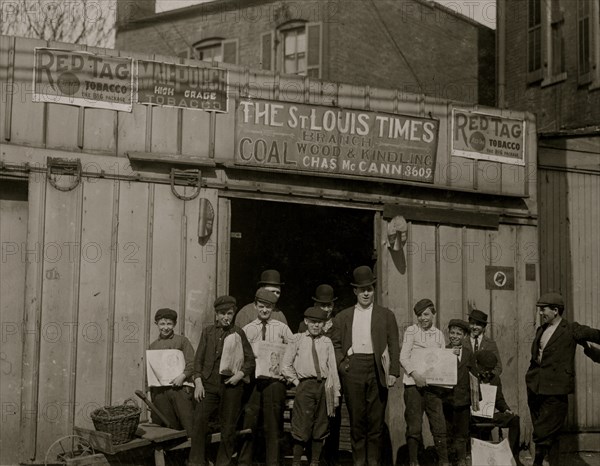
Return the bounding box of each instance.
[188,296,255,466]
[526,292,600,466]
[238,289,295,466]
[442,319,474,466]
[298,284,337,336]
[282,307,341,466]
[399,298,449,466]
[466,309,502,376]
[331,265,400,466]
[235,269,288,328]
[473,350,523,466]
[148,308,195,435]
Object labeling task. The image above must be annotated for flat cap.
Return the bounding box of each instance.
[448,319,470,333]
[468,309,488,325]
[155,308,177,322]
[414,298,435,316]
[304,306,328,321]
[255,288,278,305]
[214,295,237,312]
[476,350,498,371]
[536,292,564,307]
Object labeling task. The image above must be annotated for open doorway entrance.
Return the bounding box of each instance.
[229,198,376,332]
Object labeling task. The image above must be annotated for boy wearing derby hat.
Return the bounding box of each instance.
[298,284,338,335]
[238,289,295,466]
[234,269,288,329]
[466,308,502,376]
[526,292,600,466]
[282,307,341,466]
[473,350,523,466]
[148,308,195,435]
[188,296,255,466]
[331,266,400,466]
[442,319,474,466]
[400,298,449,466]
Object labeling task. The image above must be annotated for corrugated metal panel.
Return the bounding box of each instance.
[0,35,533,198]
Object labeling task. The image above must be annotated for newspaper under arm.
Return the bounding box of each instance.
[146,349,194,387]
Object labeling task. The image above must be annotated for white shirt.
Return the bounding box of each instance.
[243,318,295,350]
[470,335,482,352]
[400,324,446,385]
[538,317,562,362]
[351,304,374,354]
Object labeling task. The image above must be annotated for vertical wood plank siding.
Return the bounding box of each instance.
[0,36,542,463]
[539,167,600,430]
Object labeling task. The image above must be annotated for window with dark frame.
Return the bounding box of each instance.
[550,0,565,76]
[577,0,592,83]
[282,26,307,75]
[528,0,542,81]
[193,39,224,63]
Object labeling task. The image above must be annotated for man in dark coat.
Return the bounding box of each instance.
[331,266,400,466]
[526,292,600,466]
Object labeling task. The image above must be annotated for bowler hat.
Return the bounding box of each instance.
[414,298,435,316]
[448,319,470,333]
[312,284,337,303]
[214,295,237,312]
[351,266,377,287]
[536,292,564,307]
[468,309,488,325]
[304,306,328,321]
[255,288,278,305]
[155,308,177,322]
[476,350,498,371]
[258,269,284,286]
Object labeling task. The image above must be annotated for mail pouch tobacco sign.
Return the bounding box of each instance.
[235,99,439,184]
[136,60,228,112]
[33,48,134,112]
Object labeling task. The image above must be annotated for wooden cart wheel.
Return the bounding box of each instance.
[44,434,95,465]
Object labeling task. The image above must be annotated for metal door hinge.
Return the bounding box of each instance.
[47,157,82,192]
[170,168,202,200]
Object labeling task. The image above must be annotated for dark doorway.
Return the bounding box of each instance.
[229,198,375,332]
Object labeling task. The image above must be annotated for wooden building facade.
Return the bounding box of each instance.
[1,36,538,464]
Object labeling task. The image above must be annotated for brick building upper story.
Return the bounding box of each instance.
[115,0,496,105]
[498,0,600,133]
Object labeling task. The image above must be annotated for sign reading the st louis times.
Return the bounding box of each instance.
[451,108,526,166]
[137,60,228,112]
[33,48,134,111]
[235,100,439,184]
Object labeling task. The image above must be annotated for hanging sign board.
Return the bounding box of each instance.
[451,108,526,166]
[485,266,515,290]
[136,60,228,112]
[235,99,439,184]
[33,48,134,111]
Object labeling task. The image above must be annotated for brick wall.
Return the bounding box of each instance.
[115,0,495,105]
[503,0,600,131]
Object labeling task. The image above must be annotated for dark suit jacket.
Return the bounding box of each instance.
[331,304,400,386]
[445,343,475,407]
[526,319,600,395]
[463,335,503,376]
[193,325,255,383]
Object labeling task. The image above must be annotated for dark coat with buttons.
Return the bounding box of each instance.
[444,343,475,407]
[193,324,255,385]
[526,319,600,395]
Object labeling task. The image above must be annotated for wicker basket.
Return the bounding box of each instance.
[91,398,141,445]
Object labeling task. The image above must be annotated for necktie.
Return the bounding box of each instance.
[261,321,267,341]
[311,336,322,382]
[474,337,479,352]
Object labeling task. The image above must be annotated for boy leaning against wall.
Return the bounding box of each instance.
[148,308,195,435]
